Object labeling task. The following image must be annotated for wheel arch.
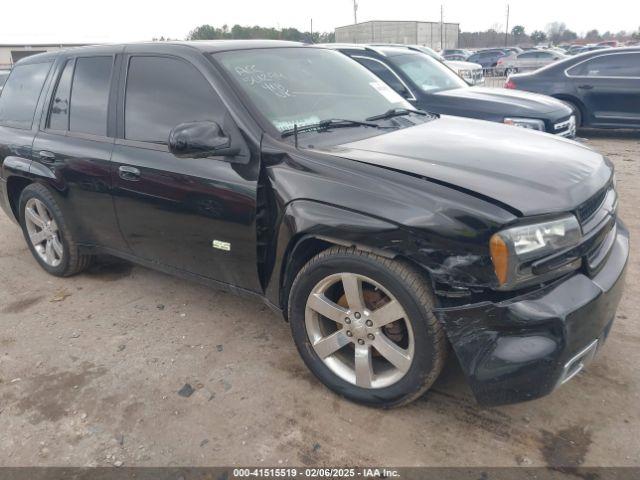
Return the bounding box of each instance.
[6,175,34,222]
[264,200,426,319]
[551,94,587,126]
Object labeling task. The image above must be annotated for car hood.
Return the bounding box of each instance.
[315,116,611,217]
[445,60,482,71]
[433,86,569,115]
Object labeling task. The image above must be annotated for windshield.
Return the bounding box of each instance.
[214,48,412,134]
[389,53,468,93]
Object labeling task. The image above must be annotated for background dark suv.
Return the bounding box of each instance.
[328,44,576,137]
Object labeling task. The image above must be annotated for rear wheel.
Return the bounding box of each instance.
[19,183,94,277]
[288,246,446,408]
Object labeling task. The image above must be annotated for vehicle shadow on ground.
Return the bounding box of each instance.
[83,255,134,281]
[578,128,640,140]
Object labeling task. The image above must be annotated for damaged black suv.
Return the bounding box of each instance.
[0,41,628,407]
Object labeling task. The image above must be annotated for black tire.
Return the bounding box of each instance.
[563,99,583,127]
[18,183,94,277]
[288,246,446,408]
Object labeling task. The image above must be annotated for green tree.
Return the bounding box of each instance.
[186,23,334,43]
[585,29,601,42]
[530,30,547,44]
[511,25,525,37]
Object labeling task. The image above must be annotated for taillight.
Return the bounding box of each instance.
[504,79,516,89]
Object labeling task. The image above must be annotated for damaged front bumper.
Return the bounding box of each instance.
[435,220,629,406]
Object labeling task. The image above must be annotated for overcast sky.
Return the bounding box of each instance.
[1,0,638,44]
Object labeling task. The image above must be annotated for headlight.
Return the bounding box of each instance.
[490,215,582,289]
[503,117,546,131]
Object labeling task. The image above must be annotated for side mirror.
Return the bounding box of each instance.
[169,121,240,158]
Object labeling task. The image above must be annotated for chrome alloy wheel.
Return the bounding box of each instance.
[24,198,63,267]
[305,273,415,389]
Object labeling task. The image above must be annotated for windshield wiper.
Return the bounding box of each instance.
[365,108,428,122]
[281,118,380,138]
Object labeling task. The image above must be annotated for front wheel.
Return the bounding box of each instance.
[288,247,446,408]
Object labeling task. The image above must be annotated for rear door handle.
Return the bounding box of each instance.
[118,165,141,181]
[38,150,56,162]
[578,84,594,90]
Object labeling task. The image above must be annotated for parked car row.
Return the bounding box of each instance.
[506,47,640,129]
[0,40,628,408]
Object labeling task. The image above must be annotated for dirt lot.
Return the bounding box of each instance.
[0,130,638,468]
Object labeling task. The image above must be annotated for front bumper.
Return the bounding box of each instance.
[435,219,629,406]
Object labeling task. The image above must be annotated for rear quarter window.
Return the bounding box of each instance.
[0,62,52,130]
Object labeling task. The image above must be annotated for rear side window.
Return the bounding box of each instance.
[124,56,222,143]
[47,60,74,131]
[568,53,640,77]
[0,62,51,130]
[69,57,113,136]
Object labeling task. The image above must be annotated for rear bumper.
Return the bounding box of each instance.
[436,219,629,406]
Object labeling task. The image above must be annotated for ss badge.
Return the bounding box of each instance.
[212,240,231,251]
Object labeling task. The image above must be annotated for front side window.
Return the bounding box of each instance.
[215,48,410,133]
[124,56,223,143]
[568,53,640,77]
[69,56,113,136]
[389,53,468,93]
[0,62,51,130]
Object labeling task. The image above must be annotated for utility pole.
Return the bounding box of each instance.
[353,0,358,24]
[505,4,510,46]
[440,5,444,50]
[310,18,313,37]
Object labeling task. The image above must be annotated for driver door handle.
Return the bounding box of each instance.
[118,165,141,181]
[578,84,594,90]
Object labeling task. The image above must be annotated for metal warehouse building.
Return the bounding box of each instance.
[0,44,89,69]
[335,20,460,50]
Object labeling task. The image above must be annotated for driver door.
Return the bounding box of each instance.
[111,51,261,291]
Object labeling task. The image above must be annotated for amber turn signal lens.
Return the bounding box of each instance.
[490,234,509,286]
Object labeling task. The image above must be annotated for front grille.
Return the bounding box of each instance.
[554,116,576,138]
[576,187,608,224]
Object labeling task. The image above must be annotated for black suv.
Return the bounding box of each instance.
[327,45,576,137]
[0,41,628,407]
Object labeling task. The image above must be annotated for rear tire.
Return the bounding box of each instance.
[288,246,446,408]
[19,183,94,277]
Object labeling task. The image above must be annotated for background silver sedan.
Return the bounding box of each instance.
[497,49,567,75]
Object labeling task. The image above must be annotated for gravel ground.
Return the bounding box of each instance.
[0,129,638,468]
